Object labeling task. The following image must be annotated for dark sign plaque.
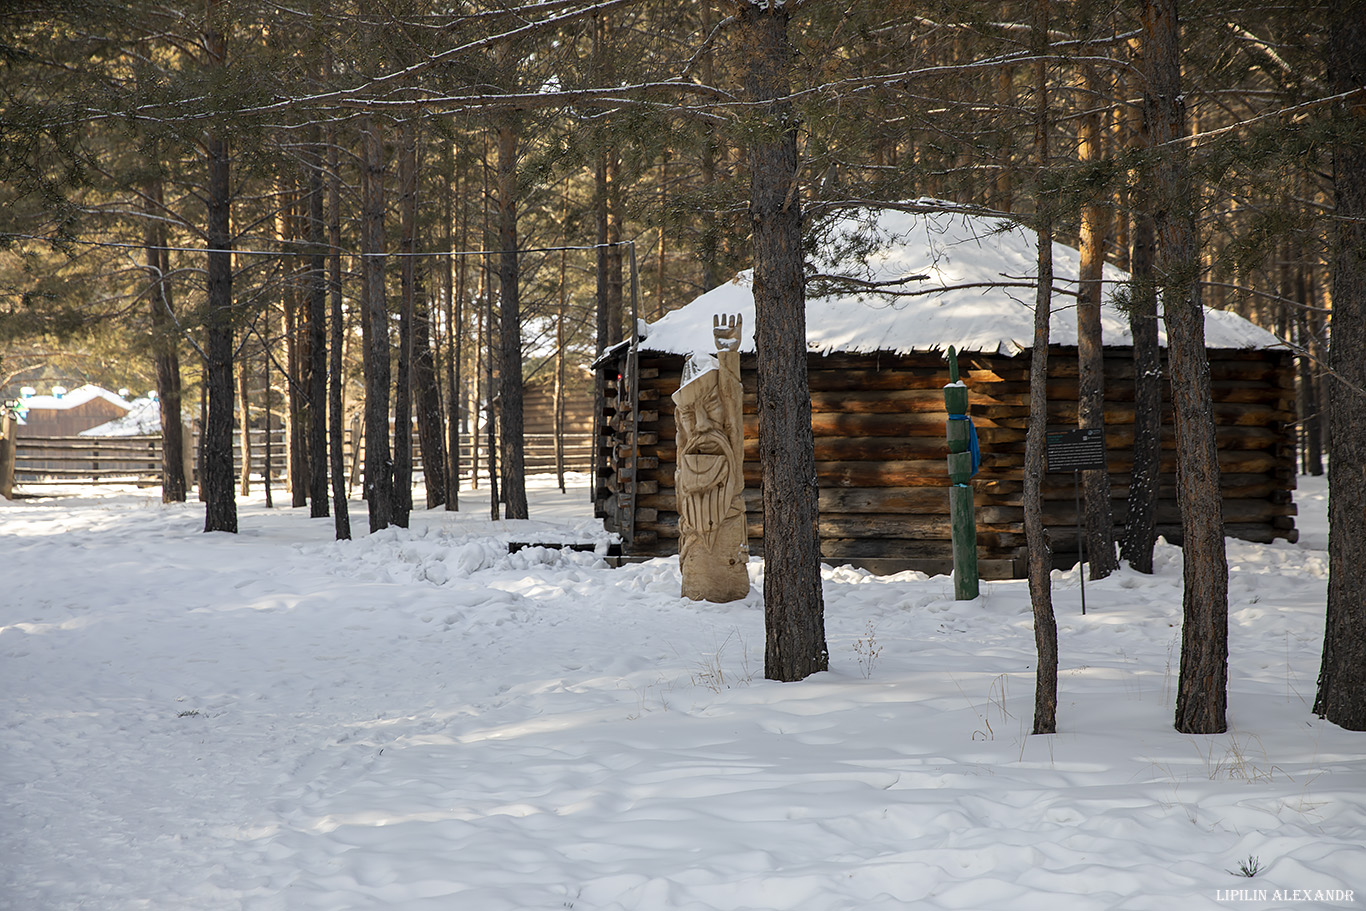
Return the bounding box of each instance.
[1046,428,1108,472]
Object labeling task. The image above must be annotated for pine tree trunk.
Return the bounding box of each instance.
[326,121,351,540]
[407,124,445,510]
[1077,64,1118,579]
[737,0,828,683]
[197,364,207,502]
[590,8,624,524]
[1120,41,1162,574]
[472,246,485,493]
[1297,301,1324,475]
[361,115,393,533]
[606,154,625,346]
[1313,2,1366,730]
[655,150,668,317]
[1122,207,1162,573]
[280,183,308,510]
[307,132,329,519]
[393,121,417,527]
[263,350,274,508]
[556,201,568,493]
[143,178,186,503]
[414,290,446,509]
[202,0,236,534]
[1143,0,1228,735]
[238,353,252,496]
[699,1,721,291]
[1027,0,1057,734]
[444,142,462,511]
[496,120,529,519]
[1028,233,1059,733]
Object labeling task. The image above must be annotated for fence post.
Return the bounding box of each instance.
[0,411,16,499]
[183,421,197,491]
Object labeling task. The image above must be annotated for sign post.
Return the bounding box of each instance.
[1045,428,1107,614]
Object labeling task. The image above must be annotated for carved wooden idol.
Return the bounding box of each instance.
[672,314,750,602]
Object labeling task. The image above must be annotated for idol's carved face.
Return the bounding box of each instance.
[673,366,741,548]
[677,373,732,479]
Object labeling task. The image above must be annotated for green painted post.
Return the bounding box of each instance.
[944,346,979,600]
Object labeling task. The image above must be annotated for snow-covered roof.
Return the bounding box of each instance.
[81,397,164,436]
[19,384,134,413]
[641,204,1285,357]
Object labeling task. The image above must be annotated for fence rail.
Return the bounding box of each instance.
[11,430,595,487]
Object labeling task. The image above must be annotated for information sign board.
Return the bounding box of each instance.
[1046,427,1108,472]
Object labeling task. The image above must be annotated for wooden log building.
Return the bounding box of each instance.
[594,207,1297,579]
[16,385,133,438]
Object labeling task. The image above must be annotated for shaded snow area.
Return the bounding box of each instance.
[2,474,1361,911]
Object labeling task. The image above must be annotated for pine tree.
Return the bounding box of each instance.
[1313,0,1366,731]
[731,0,828,682]
[1143,0,1228,735]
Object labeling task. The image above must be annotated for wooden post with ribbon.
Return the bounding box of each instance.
[944,346,979,599]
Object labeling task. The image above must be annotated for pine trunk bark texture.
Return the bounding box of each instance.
[738,1,828,683]
[1077,66,1118,579]
[1028,229,1058,734]
[1121,40,1162,574]
[326,129,351,540]
[497,121,529,520]
[393,122,417,528]
[1122,208,1162,573]
[444,143,462,511]
[1027,2,1057,734]
[238,354,252,496]
[202,0,236,534]
[282,190,309,511]
[361,117,393,533]
[144,179,187,503]
[307,137,329,519]
[1313,3,1366,730]
[1143,0,1228,735]
[1297,304,1323,476]
[414,292,447,509]
[401,135,445,511]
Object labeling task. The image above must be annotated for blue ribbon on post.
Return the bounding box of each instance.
[948,413,981,478]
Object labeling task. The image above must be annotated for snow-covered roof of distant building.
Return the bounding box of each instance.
[81,396,165,436]
[19,384,135,413]
[639,203,1285,357]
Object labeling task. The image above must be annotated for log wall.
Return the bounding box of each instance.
[595,345,1298,579]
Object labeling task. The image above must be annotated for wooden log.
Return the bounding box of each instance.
[981,472,1283,504]
[820,537,957,559]
[808,388,959,414]
[817,459,948,488]
[982,424,1289,456]
[982,400,1293,428]
[645,485,1048,528]
[818,486,961,512]
[657,436,952,462]
[811,412,951,436]
[639,509,1025,552]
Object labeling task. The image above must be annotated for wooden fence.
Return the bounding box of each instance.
[13,435,183,485]
[10,428,594,488]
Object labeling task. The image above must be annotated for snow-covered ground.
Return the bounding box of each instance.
[2,473,1360,911]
